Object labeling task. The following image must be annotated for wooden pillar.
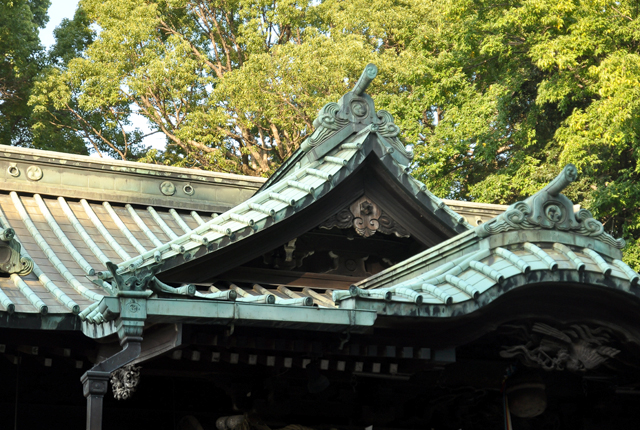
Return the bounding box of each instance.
[80,266,152,429]
[81,370,110,430]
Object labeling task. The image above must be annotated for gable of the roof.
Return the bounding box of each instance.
[108,65,470,282]
[341,165,638,324]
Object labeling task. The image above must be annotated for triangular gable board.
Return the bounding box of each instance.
[122,65,472,285]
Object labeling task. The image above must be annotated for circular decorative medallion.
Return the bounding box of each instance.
[345,259,357,271]
[7,164,19,177]
[544,204,563,223]
[127,299,141,313]
[26,165,43,181]
[160,181,176,196]
[351,100,368,117]
[183,183,195,196]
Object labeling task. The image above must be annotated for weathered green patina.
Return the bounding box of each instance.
[348,165,636,320]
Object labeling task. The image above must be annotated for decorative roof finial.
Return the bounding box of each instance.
[476,165,625,248]
[0,227,34,276]
[300,64,412,166]
[352,64,378,96]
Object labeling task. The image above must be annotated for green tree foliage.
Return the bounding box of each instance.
[30,6,144,158]
[0,0,50,146]
[407,0,640,268]
[29,0,422,173]
[27,0,640,266]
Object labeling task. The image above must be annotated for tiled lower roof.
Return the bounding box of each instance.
[0,193,217,315]
[336,240,639,311]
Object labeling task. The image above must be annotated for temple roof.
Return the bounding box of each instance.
[2,67,635,342]
[343,165,638,322]
[0,148,259,320]
[0,65,476,336]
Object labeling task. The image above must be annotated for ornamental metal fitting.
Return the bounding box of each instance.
[476,165,625,248]
[26,165,43,181]
[300,64,413,166]
[0,228,34,276]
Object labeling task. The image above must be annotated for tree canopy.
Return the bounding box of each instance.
[15,0,640,267]
[407,0,640,268]
[30,0,424,172]
[0,0,50,146]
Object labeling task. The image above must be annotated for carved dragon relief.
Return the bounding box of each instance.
[500,323,620,372]
[476,164,626,248]
[0,227,34,276]
[111,363,141,400]
[319,196,410,238]
[300,64,413,164]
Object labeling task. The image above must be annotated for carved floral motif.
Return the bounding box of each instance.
[476,165,625,248]
[319,196,409,238]
[111,363,141,400]
[500,323,620,372]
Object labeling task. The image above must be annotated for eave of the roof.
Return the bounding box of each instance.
[82,297,377,339]
[339,229,637,315]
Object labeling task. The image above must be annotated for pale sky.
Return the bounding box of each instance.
[39,0,166,154]
[39,0,79,49]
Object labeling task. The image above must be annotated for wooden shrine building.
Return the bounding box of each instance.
[1,65,640,430]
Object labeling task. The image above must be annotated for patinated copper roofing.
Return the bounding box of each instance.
[9,67,624,339]
[0,122,477,328]
[347,165,640,317]
[107,129,470,280]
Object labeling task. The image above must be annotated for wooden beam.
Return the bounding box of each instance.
[217,267,359,289]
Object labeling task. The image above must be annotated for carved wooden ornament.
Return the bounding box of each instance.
[111,363,141,400]
[500,323,620,372]
[320,196,409,238]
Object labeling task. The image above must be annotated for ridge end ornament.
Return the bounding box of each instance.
[0,228,34,276]
[475,164,625,248]
[300,64,413,165]
[103,261,196,299]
